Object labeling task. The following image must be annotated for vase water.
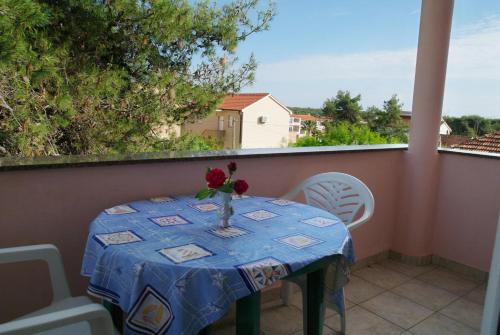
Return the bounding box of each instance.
[219,192,233,228]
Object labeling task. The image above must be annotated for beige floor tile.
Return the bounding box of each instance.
[440,298,483,330]
[260,305,303,335]
[464,285,486,305]
[353,264,411,289]
[416,268,477,296]
[391,279,459,311]
[325,306,403,335]
[379,259,435,277]
[261,286,282,304]
[287,291,344,318]
[361,291,433,329]
[344,275,385,304]
[410,313,479,335]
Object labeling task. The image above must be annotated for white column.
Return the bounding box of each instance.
[393,0,454,256]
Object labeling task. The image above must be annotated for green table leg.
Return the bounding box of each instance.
[305,267,326,335]
[236,291,261,335]
[103,300,124,333]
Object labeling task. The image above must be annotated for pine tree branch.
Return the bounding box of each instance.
[0,93,13,112]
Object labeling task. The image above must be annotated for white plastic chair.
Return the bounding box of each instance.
[0,244,116,335]
[281,172,374,335]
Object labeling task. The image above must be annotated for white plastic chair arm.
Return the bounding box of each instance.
[0,245,71,301]
[0,304,113,335]
[345,207,374,231]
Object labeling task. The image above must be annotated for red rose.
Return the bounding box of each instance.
[206,168,226,189]
[234,179,249,195]
[227,162,237,173]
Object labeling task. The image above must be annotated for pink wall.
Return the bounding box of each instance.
[432,153,500,272]
[0,149,403,321]
[393,0,453,258]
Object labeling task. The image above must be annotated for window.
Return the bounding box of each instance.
[218,116,224,131]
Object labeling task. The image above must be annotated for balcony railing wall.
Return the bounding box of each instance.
[433,151,500,272]
[1,147,498,322]
[0,147,405,322]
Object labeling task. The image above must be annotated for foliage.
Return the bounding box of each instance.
[288,106,322,116]
[154,133,222,152]
[301,120,317,136]
[362,95,408,143]
[322,90,362,123]
[443,115,500,137]
[293,122,395,147]
[0,0,275,157]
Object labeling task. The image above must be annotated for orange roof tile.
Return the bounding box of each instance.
[452,131,500,153]
[292,114,319,121]
[218,93,269,111]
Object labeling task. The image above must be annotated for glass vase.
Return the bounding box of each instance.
[218,192,234,228]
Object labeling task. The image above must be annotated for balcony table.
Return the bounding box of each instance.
[81,195,354,335]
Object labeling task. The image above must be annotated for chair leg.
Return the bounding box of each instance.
[301,283,308,332]
[339,287,346,335]
[333,288,346,335]
[281,281,294,306]
[340,312,346,335]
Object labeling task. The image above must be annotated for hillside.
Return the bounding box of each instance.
[288,107,323,116]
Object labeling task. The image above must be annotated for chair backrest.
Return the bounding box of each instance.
[283,172,374,230]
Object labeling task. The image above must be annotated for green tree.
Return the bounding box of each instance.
[301,120,317,136]
[322,90,362,123]
[443,115,500,137]
[0,0,275,156]
[363,106,382,129]
[155,133,222,152]
[362,95,408,143]
[293,122,394,147]
[381,95,404,126]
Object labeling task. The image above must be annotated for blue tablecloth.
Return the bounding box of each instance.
[81,195,355,335]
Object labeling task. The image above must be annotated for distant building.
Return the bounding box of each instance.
[288,114,328,143]
[182,93,292,149]
[400,111,452,136]
[451,131,500,154]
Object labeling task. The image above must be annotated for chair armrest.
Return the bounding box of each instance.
[0,244,71,301]
[345,206,374,231]
[0,304,113,335]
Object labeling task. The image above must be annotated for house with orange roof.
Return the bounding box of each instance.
[451,130,500,154]
[182,93,292,149]
[289,114,329,143]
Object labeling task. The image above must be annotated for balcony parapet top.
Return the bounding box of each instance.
[0,144,408,171]
[438,147,500,160]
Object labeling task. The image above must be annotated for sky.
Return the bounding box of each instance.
[234,0,500,118]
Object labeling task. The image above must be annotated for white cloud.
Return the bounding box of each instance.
[247,14,500,117]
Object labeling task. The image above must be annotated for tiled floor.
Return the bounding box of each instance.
[212,258,486,335]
